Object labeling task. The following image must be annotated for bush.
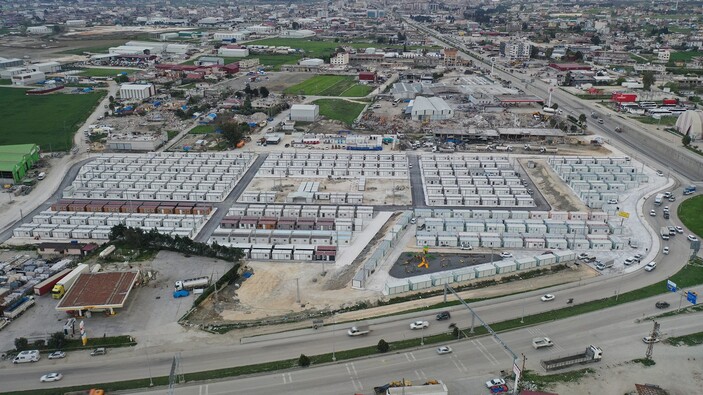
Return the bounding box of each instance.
[377,339,390,353]
[298,354,311,367]
[48,332,66,350]
[33,339,45,348]
[14,337,28,351]
[452,326,460,339]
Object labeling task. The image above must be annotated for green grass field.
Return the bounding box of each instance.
[0,87,106,151]
[77,68,135,77]
[182,54,301,70]
[678,195,703,237]
[314,99,366,125]
[284,75,371,97]
[635,115,678,126]
[0,79,11,85]
[189,125,215,134]
[247,37,434,58]
[670,50,703,62]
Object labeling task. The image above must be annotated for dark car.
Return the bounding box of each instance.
[436,311,451,320]
[655,301,670,309]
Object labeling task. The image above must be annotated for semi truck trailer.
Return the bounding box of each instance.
[174,276,210,291]
[540,345,603,371]
[52,264,89,299]
[33,269,72,296]
[3,296,35,319]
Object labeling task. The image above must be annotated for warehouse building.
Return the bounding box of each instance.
[289,104,319,122]
[11,71,45,86]
[0,144,40,184]
[218,46,249,57]
[213,32,249,42]
[119,83,156,100]
[409,96,454,121]
[0,57,24,69]
[29,61,61,73]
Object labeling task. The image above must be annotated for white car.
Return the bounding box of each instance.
[40,373,63,383]
[47,351,66,360]
[688,235,699,242]
[656,170,664,177]
[663,246,669,255]
[642,336,660,344]
[500,252,513,258]
[675,226,684,234]
[436,346,453,355]
[607,199,618,204]
[486,378,506,388]
[541,294,556,302]
[624,257,635,266]
[409,320,429,330]
[645,262,657,272]
[649,210,656,217]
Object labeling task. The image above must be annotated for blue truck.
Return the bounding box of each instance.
[684,185,697,195]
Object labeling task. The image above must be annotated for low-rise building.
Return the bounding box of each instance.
[11,71,45,86]
[119,83,156,100]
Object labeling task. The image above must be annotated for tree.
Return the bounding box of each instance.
[109,95,115,103]
[591,35,601,45]
[34,339,46,348]
[683,135,692,146]
[242,97,253,114]
[14,337,29,351]
[219,121,250,147]
[579,114,587,124]
[115,74,129,83]
[291,21,300,30]
[452,326,460,339]
[642,71,655,91]
[377,339,390,353]
[48,332,66,350]
[298,354,311,367]
[259,86,269,98]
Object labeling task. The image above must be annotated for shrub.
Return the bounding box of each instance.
[14,337,28,351]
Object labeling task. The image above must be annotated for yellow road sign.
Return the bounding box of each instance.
[618,211,630,218]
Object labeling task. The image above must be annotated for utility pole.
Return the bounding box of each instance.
[295,277,301,304]
[646,321,660,360]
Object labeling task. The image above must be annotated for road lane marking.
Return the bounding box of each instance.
[404,352,416,361]
[198,384,208,395]
[282,373,293,384]
[349,362,358,376]
[473,340,500,365]
[456,356,468,372]
[415,369,427,380]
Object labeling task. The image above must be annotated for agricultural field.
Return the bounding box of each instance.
[670,50,703,62]
[314,99,367,126]
[189,125,216,134]
[284,75,371,97]
[247,38,435,58]
[77,68,135,77]
[0,87,106,151]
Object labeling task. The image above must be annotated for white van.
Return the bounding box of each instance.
[13,350,40,364]
[37,172,46,180]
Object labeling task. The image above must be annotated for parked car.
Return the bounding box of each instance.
[40,373,63,383]
[500,252,513,258]
[607,199,618,204]
[578,253,590,260]
[668,196,676,202]
[642,336,660,344]
[409,320,429,330]
[541,294,555,302]
[436,346,453,355]
[624,257,635,266]
[47,351,65,360]
[486,378,507,388]
[649,210,656,216]
[633,254,643,262]
[675,226,684,234]
[436,311,451,321]
[656,170,664,177]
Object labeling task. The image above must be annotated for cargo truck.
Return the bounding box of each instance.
[347,325,371,336]
[660,227,670,240]
[683,185,696,195]
[0,317,10,331]
[540,345,603,371]
[3,296,35,319]
[174,276,210,291]
[33,269,72,296]
[532,337,554,349]
[52,264,89,299]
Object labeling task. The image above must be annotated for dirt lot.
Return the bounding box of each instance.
[389,251,501,278]
[521,158,589,212]
[242,176,412,205]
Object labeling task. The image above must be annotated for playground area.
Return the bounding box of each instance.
[388,250,501,278]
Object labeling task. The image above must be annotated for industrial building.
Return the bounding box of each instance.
[213,32,249,41]
[0,57,24,69]
[0,144,40,184]
[282,29,316,38]
[289,104,319,122]
[55,271,140,316]
[119,83,156,100]
[11,71,45,86]
[409,96,454,121]
[29,62,61,73]
[106,131,168,151]
[218,46,249,57]
[26,26,52,35]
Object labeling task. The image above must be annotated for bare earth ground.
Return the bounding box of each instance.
[550,347,703,395]
[243,177,412,205]
[521,158,589,212]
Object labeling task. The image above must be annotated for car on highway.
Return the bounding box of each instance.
[649,210,656,216]
[655,301,670,309]
[663,246,670,255]
[500,252,513,258]
[668,196,676,202]
[409,320,429,330]
[47,351,65,360]
[645,262,657,272]
[642,336,660,344]
[668,226,676,235]
[90,348,106,356]
[541,294,556,302]
[40,373,63,383]
[675,226,684,234]
[489,384,510,393]
[436,311,451,321]
[486,378,507,388]
[656,170,664,177]
[688,235,699,242]
[436,346,453,355]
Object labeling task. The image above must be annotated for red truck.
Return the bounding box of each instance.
[33,269,72,296]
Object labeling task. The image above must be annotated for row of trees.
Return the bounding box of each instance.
[15,332,67,351]
[109,225,244,263]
